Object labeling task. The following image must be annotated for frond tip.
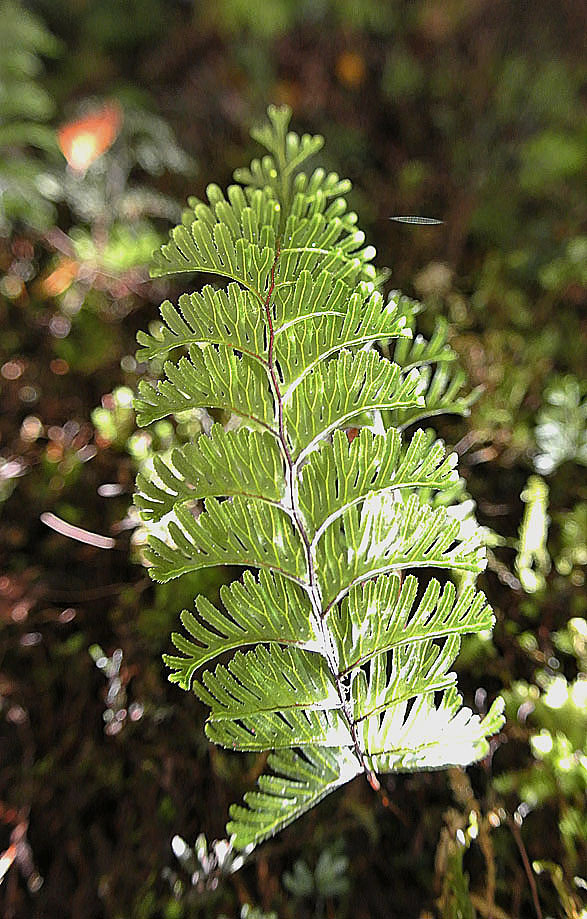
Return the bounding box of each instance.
[134,104,504,855]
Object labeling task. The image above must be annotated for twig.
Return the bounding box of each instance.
[509,817,542,919]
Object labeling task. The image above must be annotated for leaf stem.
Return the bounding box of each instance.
[262,244,377,786]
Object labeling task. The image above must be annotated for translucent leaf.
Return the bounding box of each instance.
[390,364,479,430]
[164,570,317,688]
[152,184,279,294]
[328,574,494,676]
[147,496,307,584]
[316,494,486,608]
[389,315,455,371]
[298,428,458,540]
[135,425,284,521]
[363,690,505,772]
[275,284,410,393]
[136,284,266,363]
[227,746,361,851]
[134,344,275,431]
[284,350,424,460]
[278,207,375,286]
[196,645,339,719]
[206,707,352,752]
[351,637,461,722]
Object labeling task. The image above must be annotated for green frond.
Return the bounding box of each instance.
[152,184,278,293]
[135,425,284,522]
[298,428,459,540]
[227,746,361,852]
[146,496,306,584]
[328,574,493,676]
[250,104,324,173]
[205,707,352,752]
[134,105,504,853]
[136,284,266,363]
[284,350,425,459]
[390,363,480,430]
[276,284,410,393]
[235,159,351,205]
[351,637,461,722]
[278,206,376,286]
[363,691,505,772]
[316,494,486,607]
[389,314,456,371]
[272,267,348,326]
[134,345,275,430]
[164,570,317,689]
[195,644,339,719]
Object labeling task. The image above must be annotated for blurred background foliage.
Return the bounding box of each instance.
[0,0,585,917]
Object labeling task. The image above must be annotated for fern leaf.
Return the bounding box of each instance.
[298,428,458,540]
[363,691,505,771]
[135,425,283,522]
[316,494,486,608]
[164,570,318,689]
[146,497,306,584]
[284,350,424,459]
[351,637,461,722]
[328,575,494,676]
[389,313,455,371]
[227,746,361,852]
[392,363,479,430]
[152,185,278,293]
[194,644,340,719]
[134,105,504,855]
[136,284,266,363]
[134,345,275,430]
[276,284,410,393]
[206,708,352,752]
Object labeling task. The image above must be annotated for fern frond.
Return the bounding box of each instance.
[135,425,283,521]
[298,428,458,540]
[351,637,462,722]
[227,746,361,851]
[134,105,504,854]
[391,363,479,430]
[146,497,306,584]
[136,285,266,363]
[164,570,317,689]
[194,644,339,719]
[285,350,424,459]
[317,493,486,608]
[328,575,493,676]
[134,345,275,430]
[363,691,505,772]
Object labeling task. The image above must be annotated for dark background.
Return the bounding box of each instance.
[0,1,585,917]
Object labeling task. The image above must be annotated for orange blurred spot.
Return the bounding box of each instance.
[57,101,123,173]
[274,80,302,110]
[50,359,69,376]
[41,258,78,297]
[46,443,63,463]
[336,51,366,88]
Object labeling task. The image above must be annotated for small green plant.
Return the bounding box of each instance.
[133,105,504,853]
[534,375,587,475]
[0,0,61,231]
[283,839,350,918]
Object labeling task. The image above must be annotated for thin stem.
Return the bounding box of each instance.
[261,243,377,786]
[509,817,543,919]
